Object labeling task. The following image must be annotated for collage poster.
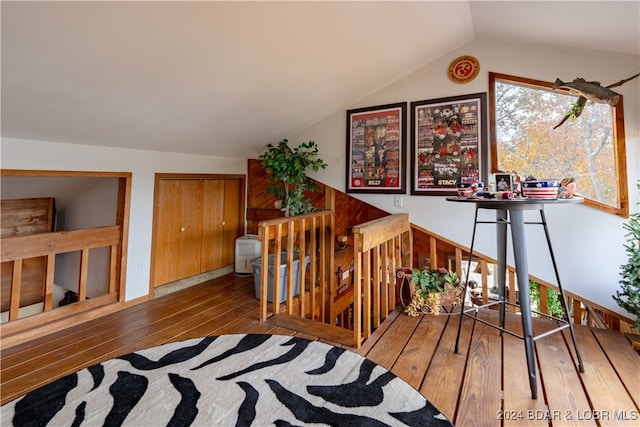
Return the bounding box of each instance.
[348,106,403,192]
[413,96,483,194]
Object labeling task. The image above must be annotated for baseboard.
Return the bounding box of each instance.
[153,266,235,298]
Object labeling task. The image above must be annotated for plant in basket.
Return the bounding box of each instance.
[405,267,463,316]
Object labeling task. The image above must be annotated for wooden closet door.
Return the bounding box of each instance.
[153,179,203,286]
[201,178,243,271]
[201,180,224,272]
[222,179,243,266]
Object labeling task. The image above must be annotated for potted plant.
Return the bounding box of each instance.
[258,139,327,217]
[613,182,640,331]
[405,267,463,316]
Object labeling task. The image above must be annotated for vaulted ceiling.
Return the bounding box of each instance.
[2,1,639,159]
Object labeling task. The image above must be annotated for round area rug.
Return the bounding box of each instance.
[2,334,452,426]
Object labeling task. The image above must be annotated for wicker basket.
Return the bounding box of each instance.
[396,268,464,316]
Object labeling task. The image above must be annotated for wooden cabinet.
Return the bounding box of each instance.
[152,175,245,287]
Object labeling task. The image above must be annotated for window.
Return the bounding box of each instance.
[489,72,628,216]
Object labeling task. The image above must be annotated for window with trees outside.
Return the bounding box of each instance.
[489,72,628,216]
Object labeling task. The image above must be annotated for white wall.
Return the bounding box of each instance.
[296,39,640,319]
[55,178,119,299]
[0,138,247,301]
[1,39,637,320]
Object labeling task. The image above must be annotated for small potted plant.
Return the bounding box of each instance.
[259,139,327,217]
[405,267,463,316]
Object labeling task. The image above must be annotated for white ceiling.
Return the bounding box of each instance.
[2,1,639,159]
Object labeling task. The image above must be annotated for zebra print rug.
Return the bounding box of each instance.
[2,334,452,426]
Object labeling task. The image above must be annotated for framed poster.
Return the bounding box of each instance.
[346,102,407,194]
[410,93,487,196]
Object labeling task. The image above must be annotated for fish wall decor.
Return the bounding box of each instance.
[553,72,640,129]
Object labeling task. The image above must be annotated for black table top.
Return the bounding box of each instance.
[445,196,584,209]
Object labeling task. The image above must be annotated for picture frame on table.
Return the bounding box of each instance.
[410,93,487,196]
[345,102,407,194]
[494,173,513,192]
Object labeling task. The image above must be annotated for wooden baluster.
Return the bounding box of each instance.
[372,244,381,329]
[353,245,363,348]
[539,285,548,315]
[380,240,389,319]
[109,245,118,296]
[258,226,267,321]
[429,236,437,271]
[362,249,372,340]
[286,221,295,314]
[298,218,307,319]
[573,299,582,325]
[273,224,282,315]
[78,248,89,302]
[508,269,517,312]
[44,255,55,311]
[9,260,23,321]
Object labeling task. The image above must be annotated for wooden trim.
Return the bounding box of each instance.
[612,97,628,217]
[121,294,149,308]
[488,72,629,217]
[0,292,119,346]
[1,226,121,261]
[0,170,131,178]
[148,173,246,293]
[0,169,131,336]
[353,213,409,252]
[155,173,246,181]
[116,175,132,302]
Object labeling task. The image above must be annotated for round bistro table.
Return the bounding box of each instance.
[446,196,585,399]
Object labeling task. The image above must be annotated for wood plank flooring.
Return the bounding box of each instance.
[2,273,639,426]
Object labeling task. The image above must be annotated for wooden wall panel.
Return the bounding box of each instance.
[1,198,54,312]
[247,159,389,242]
[246,158,447,274]
[412,232,457,272]
[1,198,54,237]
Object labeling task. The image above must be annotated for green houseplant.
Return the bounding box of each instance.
[529,280,564,318]
[405,267,463,316]
[613,182,640,331]
[258,139,327,217]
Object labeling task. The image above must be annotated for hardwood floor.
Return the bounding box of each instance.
[2,273,639,426]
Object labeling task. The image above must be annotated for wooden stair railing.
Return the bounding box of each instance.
[256,211,335,323]
[0,226,123,338]
[411,222,637,333]
[352,213,412,348]
[254,209,636,346]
